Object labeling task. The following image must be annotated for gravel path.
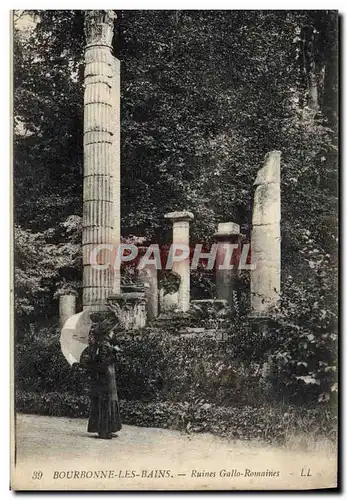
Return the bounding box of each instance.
[12,413,337,491]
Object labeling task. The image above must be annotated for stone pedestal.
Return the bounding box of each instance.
[138,246,159,321]
[250,151,281,316]
[83,10,120,311]
[59,294,77,328]
[164,211,194,312]
[213,222,241,312]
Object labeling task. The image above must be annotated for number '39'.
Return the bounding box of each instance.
[32,471,43,480]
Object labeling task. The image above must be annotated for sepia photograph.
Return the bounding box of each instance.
[11,8,338,491]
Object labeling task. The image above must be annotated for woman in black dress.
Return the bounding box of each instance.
[81,315,122,439]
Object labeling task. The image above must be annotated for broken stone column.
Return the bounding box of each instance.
[138,246,159,321]
[250,151,281,316]
[214,222,241,312]
[164,211,194,312]
[59,294,76,328]
[83,10,120,311]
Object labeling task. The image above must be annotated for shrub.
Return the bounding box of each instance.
[15,322,265,405]
[266,232,338,405]
[15,330,88,395]
[15,278,337,410]
[15,391,337,444]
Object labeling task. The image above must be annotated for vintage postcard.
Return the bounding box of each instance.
[11,9,338,491]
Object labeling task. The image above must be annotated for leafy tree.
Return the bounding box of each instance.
[14,217,82,334]
[13,10,84,231]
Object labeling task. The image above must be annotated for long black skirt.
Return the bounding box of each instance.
[87,364,122,435]
[87,395,122,435]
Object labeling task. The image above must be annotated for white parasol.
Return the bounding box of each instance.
[60,310,92,366]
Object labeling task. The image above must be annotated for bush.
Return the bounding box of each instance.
[15,324,266,405]
[15,275,338,410]
[15,329,88,396]
[16,390,90,418]
[15,391,337,444]
[265,232,338,405]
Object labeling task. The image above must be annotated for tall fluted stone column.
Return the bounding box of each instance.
[164,211,194,312]
[83,10,120,311]
[110,53,121,295]
[214,222,241,312]
[250,151,281,316]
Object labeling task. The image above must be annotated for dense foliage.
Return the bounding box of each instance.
[16,311,336,406]
[13,11,338,407]
[15,323,337,441]
[16,391,337,443]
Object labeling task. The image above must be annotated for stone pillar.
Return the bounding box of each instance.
[110,53,121,295]
[250,151,281,316]
[59,294,76,328]
[138,246,159,321]
[83,10,120,311]
[164,211,194,312]
[214,222,241,311]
